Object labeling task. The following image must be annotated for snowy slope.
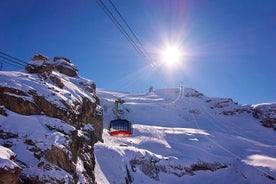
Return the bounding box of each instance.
[95,87,276,184]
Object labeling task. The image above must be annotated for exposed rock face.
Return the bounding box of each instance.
[130,154,228,181]
[54,56,78,77]
[252,103,276,130]
[205,97,276,131]
[222,108,252,115]
[0,146,22,184]
[25,54,54,77]
[184,88,204,98]
[45,146,75,174]
[0,54,103,183]
[31,54,50,62]
[25,54,79,78]
[207,98,236,109]
[0,87,40,115]
[0,167,22,184]
[49,75,64,88]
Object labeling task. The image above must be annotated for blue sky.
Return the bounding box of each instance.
[0,0,275,104]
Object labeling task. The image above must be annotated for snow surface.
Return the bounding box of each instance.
[0,145,19,169]
[95,87,276,184]
[0,110,76,181]
[0,71,96,109]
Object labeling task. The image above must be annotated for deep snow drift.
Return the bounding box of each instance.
[95,87,276,184]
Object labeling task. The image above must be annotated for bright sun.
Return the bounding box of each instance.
[161,46,182,67]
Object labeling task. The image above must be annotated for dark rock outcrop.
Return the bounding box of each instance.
[0,146,22,184]
[54,56,78,77]
[252,103,276,130]
[25,54,54,78]
[185,88,204,98]
[0,166,22,184]
[45,146,75,174]
[130,154,228,181]
[0,87,40,115]
[208,98,235,109]
[25,54,78,78]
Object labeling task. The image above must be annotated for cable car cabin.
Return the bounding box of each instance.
[108,119,132,137]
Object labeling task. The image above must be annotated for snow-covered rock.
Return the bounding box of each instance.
[252,103,276,130]
[0,54,103,183]
[25,54,79,78]
[0,146,21,184]
[54,56,78,77]
[25,54,53,77]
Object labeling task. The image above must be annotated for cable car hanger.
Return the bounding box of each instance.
[108,98,133,137]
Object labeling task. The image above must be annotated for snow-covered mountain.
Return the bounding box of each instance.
[0,55,275,184]
[95,87,276,184]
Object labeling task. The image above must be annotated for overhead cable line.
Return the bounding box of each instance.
[96,0,149,60]
[0,51,28,69]
[0,55,25,67]
[107,0,151,61]
[0,51,28,65]
[0,58,23,69]
[96,0,145,57]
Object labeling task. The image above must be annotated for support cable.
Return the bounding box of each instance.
[0,51,28,70]
[0,55,25,67]
[108,0,152,62]
[96,0,148,59]
[0,58,23,69]
[0,51,28,65]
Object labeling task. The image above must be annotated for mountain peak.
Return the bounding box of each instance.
[25,54,78,77]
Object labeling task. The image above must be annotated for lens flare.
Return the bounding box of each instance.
[158,44,184,70]
[161,46,182,67]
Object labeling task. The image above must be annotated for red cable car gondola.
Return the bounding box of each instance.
[108,119,132,137]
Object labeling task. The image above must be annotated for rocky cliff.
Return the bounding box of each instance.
[0,54,103,183]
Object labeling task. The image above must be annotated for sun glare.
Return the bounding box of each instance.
[161,46,182,68]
